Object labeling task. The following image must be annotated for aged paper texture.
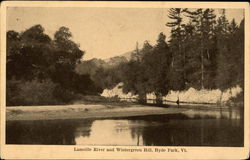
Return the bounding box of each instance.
[1,1,249,159]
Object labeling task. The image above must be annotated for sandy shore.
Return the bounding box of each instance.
[6,104,188,121]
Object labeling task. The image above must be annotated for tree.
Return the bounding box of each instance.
[141,33,172,104]
[166,8,185,68]
[6,25,101,105]
[49,27,85,90]
[53,27,84,68]
[166,8,188,92]
[181,22,199,89]
[228,19,244,89]
[214,9,231,93]
[21,24,51,43]
[92,67,121,91]
[121,61,146,103]
[184,8,216,89]
[235,19,244,89]
[7,25,52,80]
[120,41,154,104]
[213,11,244,103]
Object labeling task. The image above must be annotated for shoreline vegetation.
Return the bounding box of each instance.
[6,8,244,113]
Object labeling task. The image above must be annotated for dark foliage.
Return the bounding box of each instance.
[7,25,102,106]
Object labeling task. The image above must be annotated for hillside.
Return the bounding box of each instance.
[76,50,133,75]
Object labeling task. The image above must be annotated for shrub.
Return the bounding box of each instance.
[6,79,23,106]
[52,85,75,104]
[19,79,58,105]
[6,79,59,106]
[227,91,244,107]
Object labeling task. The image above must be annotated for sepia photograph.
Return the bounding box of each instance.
[1,1,249,159]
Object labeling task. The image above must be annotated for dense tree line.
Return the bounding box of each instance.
[7,25,102,105]
[118,9,244,104]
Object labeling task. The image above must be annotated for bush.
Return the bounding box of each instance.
[6,79,23,106]
[52,85,76,104]
[227,91,244,107]
[7,79,59,106]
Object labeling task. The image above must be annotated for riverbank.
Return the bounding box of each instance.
[6,104,189,121]
[6,100,242,121]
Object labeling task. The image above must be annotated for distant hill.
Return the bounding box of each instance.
[104,56,128,66]
[117,50,134,61]
[76,50,134,76]
[75,58,106,75]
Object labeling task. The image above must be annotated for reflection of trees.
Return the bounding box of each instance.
[127,113,244,146]
[74,120,93,138]
[141,125,174,146]
[129,120,144,146]
[6,119,94,145]
[134,119,205,146]
[129,120,182,146]
[128,115,174,146]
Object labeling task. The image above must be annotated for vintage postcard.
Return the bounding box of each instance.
[0,1,249,159]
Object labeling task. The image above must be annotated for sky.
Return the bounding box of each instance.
[7,7,244,60]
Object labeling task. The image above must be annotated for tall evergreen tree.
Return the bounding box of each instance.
[166,8,187,91]
[184,9,216,89]
[215,9,231,93]
[121,41,153,104]
[141,33,171,104]
[166,8,186,68]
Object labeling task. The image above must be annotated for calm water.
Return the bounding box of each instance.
[6,108,244,146]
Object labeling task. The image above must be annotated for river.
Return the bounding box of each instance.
[6,107,243,146]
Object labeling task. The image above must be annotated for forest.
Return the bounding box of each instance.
[6,8,244,106]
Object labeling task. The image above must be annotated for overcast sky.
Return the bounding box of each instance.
[7,7,244,60]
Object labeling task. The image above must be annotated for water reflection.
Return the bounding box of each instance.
[6,108,243,146]
[182,108,242,119]
[75,120,140,145]
[6,119,94,145]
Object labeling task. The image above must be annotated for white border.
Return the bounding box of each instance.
[1,1,249,159]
